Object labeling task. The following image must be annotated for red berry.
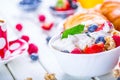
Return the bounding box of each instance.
[112,35,120,47]
[107,21,113,29]
[38,14,46,22]
[84,43,104,54]
[96,24,104,31]
[28,43,38,55]
[16,23,23,31]
[71,48,82,54]
[21,35,30,42]
[41,22,54,30]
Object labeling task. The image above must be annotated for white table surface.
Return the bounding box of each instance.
[0,0,119,80]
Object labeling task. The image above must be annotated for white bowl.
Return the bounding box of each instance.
[49,34,120,78]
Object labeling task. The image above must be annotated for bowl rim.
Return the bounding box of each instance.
[49,6,78,13]
[49,33,120,56]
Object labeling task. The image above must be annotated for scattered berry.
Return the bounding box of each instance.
[21,35,30,42]
[84,43,104,54]
[30,53,39,61]
[88,24,98,32]
[15,23,23,31]
[95,36,106,44]
[71,48,82,54]
[28,43,38,55]
[112,35,120,47]
[61,50,69,53]
[46,36,51,44]
[41,22,54,30]
[38,14,46,22]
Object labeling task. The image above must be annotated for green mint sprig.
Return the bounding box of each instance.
[61,24,85,39]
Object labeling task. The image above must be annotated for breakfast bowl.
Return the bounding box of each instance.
[49,8,77,19]
[48,11,120,78]
[49,0,78,18]
[49,33,120,78]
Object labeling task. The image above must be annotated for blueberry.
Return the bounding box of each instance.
[46,36,51,44]
[20,0,33,4]
[19,1,26,5]
[117,77,120,80]
[50,6,55,10]
[88,24,98,32]
[71,3,78,9]
[61,50,69,53]
[95,36,106,44]
[30,53,39,61]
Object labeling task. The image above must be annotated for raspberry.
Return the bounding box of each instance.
[112,35,120,47]
[71,48,82,54]
[15,23,23,31]
[21,35,30,42]
[38,14,46,22]
[28,43,38,55]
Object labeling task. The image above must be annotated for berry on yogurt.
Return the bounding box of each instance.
[71,48,82,54]
[88,24,98,32]
[95,36,106,44]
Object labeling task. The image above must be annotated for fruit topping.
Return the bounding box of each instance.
[84,43,104,54]
[95,36,105,44]
[71,48,82,54]
[88,24,98,32]
[112,35,120,47]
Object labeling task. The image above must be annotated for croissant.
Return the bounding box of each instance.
[100,0,120,31]
[64,11,107,30]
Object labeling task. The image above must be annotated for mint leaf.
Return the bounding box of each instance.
[62,24,84,39]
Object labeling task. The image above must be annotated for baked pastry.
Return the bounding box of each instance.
[63,11,107,30]
[100,0,120,31]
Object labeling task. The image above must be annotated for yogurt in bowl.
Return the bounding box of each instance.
[49,21,120,78]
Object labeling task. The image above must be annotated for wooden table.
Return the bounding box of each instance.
[0,0,118,80]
